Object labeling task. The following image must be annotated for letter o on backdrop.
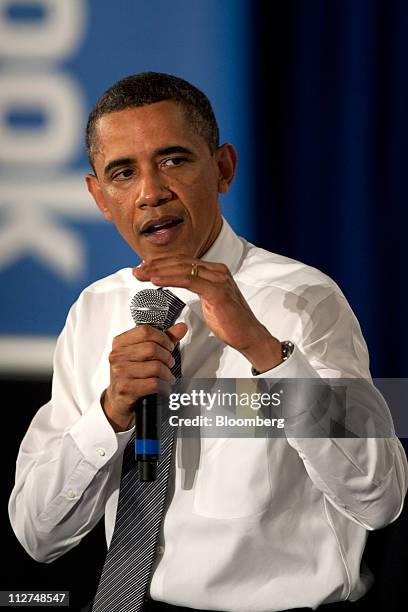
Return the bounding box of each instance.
[0,0,86,59]
[0,73,84,164]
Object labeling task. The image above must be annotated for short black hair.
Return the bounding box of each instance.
[86,71,219,169]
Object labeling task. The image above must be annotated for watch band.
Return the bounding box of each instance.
[251,340,295,376]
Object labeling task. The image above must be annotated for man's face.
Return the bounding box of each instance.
[86,101,236,262]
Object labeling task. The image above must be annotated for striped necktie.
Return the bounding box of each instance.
[92,289,185,612]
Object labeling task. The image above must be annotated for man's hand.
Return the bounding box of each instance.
[134,257,282,374]
[103,322,187,432]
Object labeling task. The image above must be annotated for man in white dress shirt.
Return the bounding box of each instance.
[9,73,408,612]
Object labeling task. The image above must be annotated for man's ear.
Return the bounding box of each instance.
[85,174,113,221]
[214,143,238,194]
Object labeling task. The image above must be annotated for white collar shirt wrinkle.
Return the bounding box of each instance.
[9,218,408,612]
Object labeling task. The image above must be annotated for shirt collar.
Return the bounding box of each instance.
[200,216,243,276]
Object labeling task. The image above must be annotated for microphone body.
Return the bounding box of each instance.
[134,395,161,481]
[130,289,169,482]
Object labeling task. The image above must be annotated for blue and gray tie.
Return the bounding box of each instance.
[92,289,185,612]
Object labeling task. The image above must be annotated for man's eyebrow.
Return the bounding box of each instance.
[155,145,194,156]
[104,157,134,177]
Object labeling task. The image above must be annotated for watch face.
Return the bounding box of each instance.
[282,341,295,360]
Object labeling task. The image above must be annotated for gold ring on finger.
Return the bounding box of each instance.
[191,262,199,277]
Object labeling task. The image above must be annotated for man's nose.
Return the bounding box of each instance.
[135,168,171,208]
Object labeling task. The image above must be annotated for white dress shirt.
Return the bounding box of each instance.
[9,219,408,612]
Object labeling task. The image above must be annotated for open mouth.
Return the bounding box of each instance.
[141,217,183,234]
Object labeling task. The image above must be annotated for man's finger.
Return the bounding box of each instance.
[112,324,175,352]
[110,342,176,368]
[166,322,188,344]
[133,259,228,281]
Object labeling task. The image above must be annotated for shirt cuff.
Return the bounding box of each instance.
[69,397,134,469]
[253,344,336,433]
[255,343,319,379]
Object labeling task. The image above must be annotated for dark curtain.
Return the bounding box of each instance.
[252,4,408,609]
[252,0,407,379]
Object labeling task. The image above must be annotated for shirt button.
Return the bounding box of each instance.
[157,546,165,555]
[96,448,106,457]
[67,489,76,499]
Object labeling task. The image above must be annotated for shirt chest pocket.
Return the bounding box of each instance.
[193,438,272,519]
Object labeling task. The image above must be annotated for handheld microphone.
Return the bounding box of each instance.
[130,289,169,482]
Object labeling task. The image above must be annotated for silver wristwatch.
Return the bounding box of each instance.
[251,340,295,376]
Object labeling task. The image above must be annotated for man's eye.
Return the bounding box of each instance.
[161,157,186,168]
[112,168,134,180]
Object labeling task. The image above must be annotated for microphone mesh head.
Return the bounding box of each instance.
[130,289,169,329]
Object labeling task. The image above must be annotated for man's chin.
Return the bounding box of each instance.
[136,242,195,263]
